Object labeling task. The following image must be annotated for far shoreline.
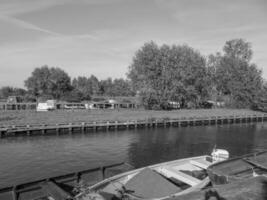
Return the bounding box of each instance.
[0,108,264,126]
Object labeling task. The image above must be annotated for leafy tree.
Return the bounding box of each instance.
[99,78,113,96]
[88,75,100,96]
[210,39,263,107]
[0,86,15,98]
[128,41,208,109]
[72,76,92,100]
[49,67,72,99]
[0,86,27,99]
[72,76,133,98]
[112,78,134,96]
[24,65,72,99]
[223,39,252,62]
[61,89,84,102]
[24,66,51,97]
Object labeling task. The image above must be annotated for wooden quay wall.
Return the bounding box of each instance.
[1,113,267,138]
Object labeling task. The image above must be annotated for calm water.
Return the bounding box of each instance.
[0,122,267,187]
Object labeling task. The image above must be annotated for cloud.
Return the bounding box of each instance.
[0,0,126,17]
[0,0,70,16]
[0,16,62,36]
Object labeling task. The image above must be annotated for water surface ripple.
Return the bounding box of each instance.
[0,122,267,187]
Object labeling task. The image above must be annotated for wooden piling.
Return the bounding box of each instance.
[135,120,138,128]
[42,124,46,135]
[68,123,72,133]
[12,186,18,200]
[26,125,30,136]
[55,124,59,135]
[81,122,85,133]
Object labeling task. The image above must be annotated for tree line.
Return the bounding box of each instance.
[0,67,134,102]
[0,38,265,108]
[128,38,265,109]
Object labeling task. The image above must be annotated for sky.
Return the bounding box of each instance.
[0,0,267,87]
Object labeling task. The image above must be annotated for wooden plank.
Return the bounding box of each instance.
[190,160,211,169]
[160,167,201,186]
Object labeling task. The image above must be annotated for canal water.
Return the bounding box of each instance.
[0,122,266,187]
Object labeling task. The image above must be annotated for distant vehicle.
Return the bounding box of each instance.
[199,101,214,109]
[163,101,180,110]
[36,103,52,111]
[36,100,56,111]
[63,103,85,109]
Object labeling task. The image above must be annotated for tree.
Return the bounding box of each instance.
[49,67,72,99]
[24,65,72,99]
[0,86,15,99]
[72,76,92,100]
[88,75,100,96]
[112,78,134,96]
[99,78,113,96]
[61,89,84,102]
[223,39,252,62]
[0,86,27,99]
[211,39,263,107]
[128,41,208,109]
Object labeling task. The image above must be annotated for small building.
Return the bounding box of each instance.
[7,96,22,103]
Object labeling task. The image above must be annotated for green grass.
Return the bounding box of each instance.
[0,109,264,126]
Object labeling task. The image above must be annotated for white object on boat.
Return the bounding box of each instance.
[211,149,229,162]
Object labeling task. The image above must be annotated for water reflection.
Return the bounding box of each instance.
[0,122,266,187]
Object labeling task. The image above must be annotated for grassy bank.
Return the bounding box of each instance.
[0,109,264,126]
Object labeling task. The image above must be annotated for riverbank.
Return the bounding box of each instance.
[0,109,264,126]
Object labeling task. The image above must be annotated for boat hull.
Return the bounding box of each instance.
[78,155,214,200]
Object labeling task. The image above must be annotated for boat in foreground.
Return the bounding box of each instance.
[75,149,229,200]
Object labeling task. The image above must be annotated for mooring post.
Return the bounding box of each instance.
[12,186,18,200]
[68,123,72,133]
[41,124,46,135]
[81,122,85,133]
[55,124,59,135]
[106,121,109,131]
[100,167,106,180]
[26,124,30,136]
[164,119,167,127]
[0,130,3,138]
[115,121,118,130]
[93,122,97,131]
[76,172,81,184]
[135,120,138,128]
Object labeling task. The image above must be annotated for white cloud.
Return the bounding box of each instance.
[0,16,62,36]
[0,0,70,16]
